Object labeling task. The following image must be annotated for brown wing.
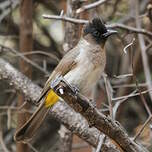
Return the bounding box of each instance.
[36,46,80,104]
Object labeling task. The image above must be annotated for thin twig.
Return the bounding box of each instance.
[146,42,152,53]
[113,82,148,88]
[109,23,152,37]
[133,115,152,141]
[42,14,152,37]
[113,73,133,79]
[103,74,113,119]
[0,117,10,152]
[129,27,152,116]
[95,135,106,152]
[27,143,39,152]
[7,108,11,129]
[13,50,60,62]
[76,0,109,13]
[113,90,138,119]
[42,14,88,24]
[135,0,152,101]
[123,38,135,54]
[0,44,49,75]
[112,88,152,101]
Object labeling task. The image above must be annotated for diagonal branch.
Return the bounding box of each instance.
[51,76,149,152]
[76,0,110,14]
[0,58,119,152]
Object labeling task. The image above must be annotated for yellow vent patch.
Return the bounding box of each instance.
[45,90,59,108]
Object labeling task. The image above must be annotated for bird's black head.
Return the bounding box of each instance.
[83,18,117,44]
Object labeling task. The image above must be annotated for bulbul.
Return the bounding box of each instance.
[14,18,117,142]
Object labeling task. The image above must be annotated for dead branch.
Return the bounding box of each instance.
[51,76,149,152]
[135,0,152,102]
[0,44,49,75]
[108,23,152,37]
[42,14,88,24]
[112,89,152,101]
[133,115,152,141]
[76,0,109,14]
[0,58,119,152]
[42,14,152,37]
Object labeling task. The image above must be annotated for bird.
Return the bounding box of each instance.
[14,17,117,142]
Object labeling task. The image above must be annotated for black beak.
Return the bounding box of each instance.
[103,29,118,38]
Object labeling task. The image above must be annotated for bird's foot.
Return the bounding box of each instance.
[50,75,64,89]
[71,85,80,96]
[50,76,80,96]
[89,99,96,108]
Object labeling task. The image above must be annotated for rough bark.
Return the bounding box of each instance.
[0,58,119,152]
[51,77,149,152]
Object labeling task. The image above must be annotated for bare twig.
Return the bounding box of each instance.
[135,0,152,101]
[108,23,152,37]
[113,74,133,79]
[42,14,152,37]
[13,50,60,62]
[123,38,135,54]
[27,143,39,152]
[7,108,11,129]
[0,116,10,152]
[113,90,138,119]
[128,30,151,116]
[95,135,106,152]
[112,88,152,101]
[0,44,49,75]
[76,0,109,13]
[42,14,88,24]
[103,74,113,119]
[113,82,148,88]
[133,115,152,141]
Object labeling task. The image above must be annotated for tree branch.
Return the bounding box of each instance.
[0,58,119,152]
[76,0,110,14]
[42,14,152,37]
[135,0,152,102]
[50,76,149,152]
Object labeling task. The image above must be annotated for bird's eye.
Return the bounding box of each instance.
[93,31,100,37]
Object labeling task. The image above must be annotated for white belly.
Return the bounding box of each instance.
[63,44,104,95]
[64,61,102,95]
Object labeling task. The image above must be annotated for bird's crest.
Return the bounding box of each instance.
[83,18,108,43]
[83,18,107,36]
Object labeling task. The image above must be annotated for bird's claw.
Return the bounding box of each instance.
[50,75,63,89]
[50,76,80,96]
[89,99,96,108]
[71,86,80,96]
